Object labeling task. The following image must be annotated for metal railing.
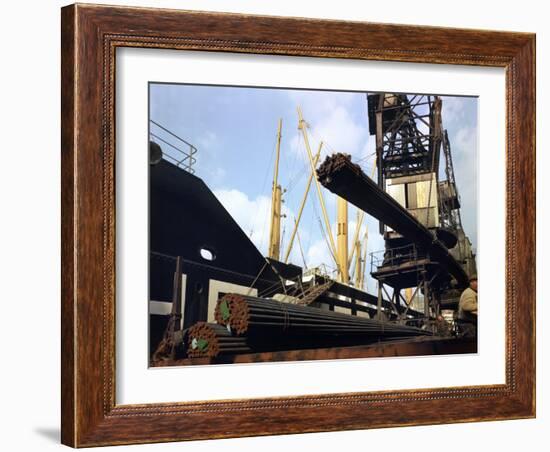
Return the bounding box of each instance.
[303,264,338,282]
[370,243,419,270]
[150,119,197,174]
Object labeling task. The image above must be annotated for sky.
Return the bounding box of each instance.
[149,84,478,292]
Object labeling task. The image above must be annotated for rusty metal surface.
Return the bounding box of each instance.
[152,336,476,366]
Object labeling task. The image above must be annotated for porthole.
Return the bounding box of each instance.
[199,247,216,261]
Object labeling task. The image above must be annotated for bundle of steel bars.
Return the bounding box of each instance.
[316,153,469,287]
[187,322,251,358]
[186,294,432,358]
[186,296,431,359]
[214,293,431,338]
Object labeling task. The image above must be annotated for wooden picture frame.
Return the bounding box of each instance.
[61,3,535,447]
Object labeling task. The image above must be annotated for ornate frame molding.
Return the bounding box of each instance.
[61,4,535,446]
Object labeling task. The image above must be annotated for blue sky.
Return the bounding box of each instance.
[150,84,478,292]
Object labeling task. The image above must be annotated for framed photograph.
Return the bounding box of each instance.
[61,3,535,447]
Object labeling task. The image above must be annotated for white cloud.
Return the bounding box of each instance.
[213,188,296,258]
[213,186,350,273]
[306,238,337,275]
[286,91,370,165]
[442,97,467,125]
[213,189,272,253]
[192,130,227,186]
[208,166,226,180]
[287,90,355,117]
[197,130,218,149]
[289,133,303,155]
[453,126,477,157]
[310,106,366,155]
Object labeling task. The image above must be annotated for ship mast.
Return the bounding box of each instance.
[297,107,340,273]
[354,237,361,288]
[336,197,349,283]
[284,142,323,263]
[360,226,368,290]
[268,119,283,260]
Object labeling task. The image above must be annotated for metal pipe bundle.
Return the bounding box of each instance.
[316,153,469,288]
[187,322,251,358]
[214,293,431,338]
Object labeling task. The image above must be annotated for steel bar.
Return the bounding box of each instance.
[187,322,251,358]
[214,294,431,339]
[316,153,469,288]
